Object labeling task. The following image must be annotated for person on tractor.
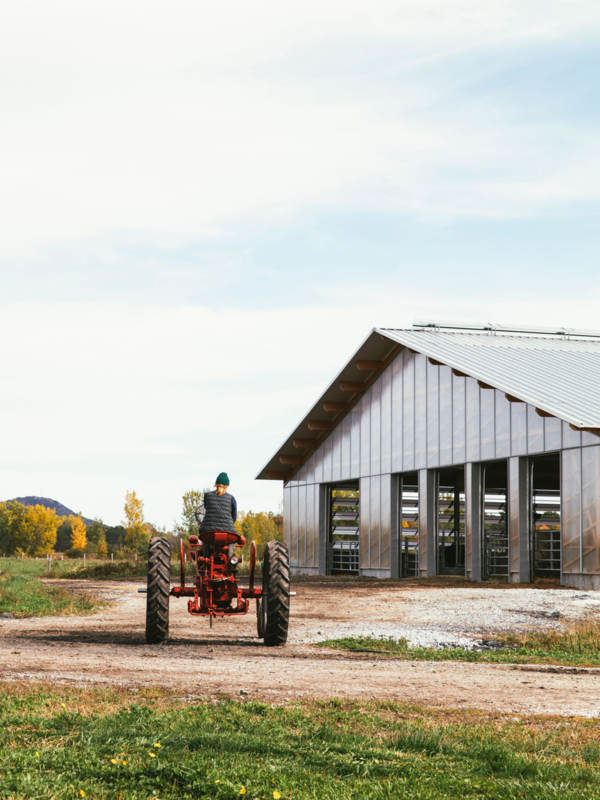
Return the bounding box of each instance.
[199,472,238,537]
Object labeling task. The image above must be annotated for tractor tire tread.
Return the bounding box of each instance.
[146,536,171,644]
[262,540,290,646]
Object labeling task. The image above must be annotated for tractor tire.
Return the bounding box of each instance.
[259,540,290,646]
[146,536,171,644]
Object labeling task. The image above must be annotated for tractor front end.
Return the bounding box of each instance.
[145,531,290,646]
[173,532,257,621]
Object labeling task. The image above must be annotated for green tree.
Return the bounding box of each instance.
[55,519,72,552]
[178,489,206,537]
[86,519,106,547]
[105,525,126,553]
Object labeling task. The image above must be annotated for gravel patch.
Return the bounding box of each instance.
[299,587,600,650]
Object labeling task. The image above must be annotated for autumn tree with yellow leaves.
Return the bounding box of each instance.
[0,502,62,555]
[69,515,87,553]
[235,510,282,562]
[96,532,108,558]
[123,490,150,556]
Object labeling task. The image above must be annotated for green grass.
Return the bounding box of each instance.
[45,558,262,581]
[46,560,149,580]
[2,555,263,582]
[0,574,98,618]
[0,557,76,579]
[318,619,600,667]
[1,685,600,799]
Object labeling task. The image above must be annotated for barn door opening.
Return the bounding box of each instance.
[531,453,561,579]
[436,467,465,575]
[482,460,509,579]
[399,473,419,577]
[328,482,360,574]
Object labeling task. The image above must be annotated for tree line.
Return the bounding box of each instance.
[0,489,282,559]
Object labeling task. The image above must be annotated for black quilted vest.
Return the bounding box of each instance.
[199,491,236,533]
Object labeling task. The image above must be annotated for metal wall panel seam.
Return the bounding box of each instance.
[379,473,383,569]
[542,404,546,453]
[313,483,318,568]
[493,389,497,459]
[509,390,513,455]
[580,445,583,573]
[438,365,441,464]
[450,367,454,465]
[413,352,417,469]
[380,371,384,477]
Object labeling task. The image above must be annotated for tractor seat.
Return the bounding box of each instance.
[198,530,246,547]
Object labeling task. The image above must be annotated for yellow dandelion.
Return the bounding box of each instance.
[239,787,247,795]
[79,791,86,798]
[153,742,162,748]
[111,758,118,765]
[122,760,127,765]
[149,752,156,758]
[273,792,282,800]
[214,779,220,784]
[35,751,39,757]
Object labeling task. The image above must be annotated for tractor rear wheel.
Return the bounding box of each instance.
[259,540,290,646]
[146,536,171,644]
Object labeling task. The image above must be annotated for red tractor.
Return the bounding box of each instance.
[145,530,290,646]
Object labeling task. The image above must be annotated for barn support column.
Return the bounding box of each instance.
[318,484,329,575]
[390,474,401,579]
[465,462,482,582]
[508,456,531,583]
[418,469,436,577]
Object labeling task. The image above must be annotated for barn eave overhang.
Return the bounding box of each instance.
[256,327,600,482]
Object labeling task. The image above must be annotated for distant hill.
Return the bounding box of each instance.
[9,496,94,526]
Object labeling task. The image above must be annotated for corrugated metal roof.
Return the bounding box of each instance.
[256,325,600,481]
[379,327,600,430]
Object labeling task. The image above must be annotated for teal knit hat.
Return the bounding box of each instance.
[215,472,230,486]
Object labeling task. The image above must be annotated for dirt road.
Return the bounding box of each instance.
[1,578,600,717]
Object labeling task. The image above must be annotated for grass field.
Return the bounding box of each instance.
[0,557,76,579]
[0,559,98,618]
[1,684,600,799]
[0,556,148,581]
[319,619,600,667]
[44,556,259,581]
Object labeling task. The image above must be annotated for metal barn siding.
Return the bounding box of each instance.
[562,449,583,578]
[561,444,600,587]
[439,367,452,466]
[508,456,530,583]
[402,351,415,471]
[582,446,600,575]
[391,354,403,473]
[452,372,466,464]
[267,325,600,588]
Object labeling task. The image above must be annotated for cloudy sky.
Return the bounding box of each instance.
[1,1,599,527]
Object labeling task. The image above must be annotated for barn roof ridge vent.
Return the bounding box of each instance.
[408,320,600,339]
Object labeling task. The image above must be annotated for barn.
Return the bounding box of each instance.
[257,322,600,590]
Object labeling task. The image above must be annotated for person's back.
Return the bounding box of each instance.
[199,472,237,533]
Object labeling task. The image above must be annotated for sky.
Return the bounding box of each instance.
[1,0,600,528]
